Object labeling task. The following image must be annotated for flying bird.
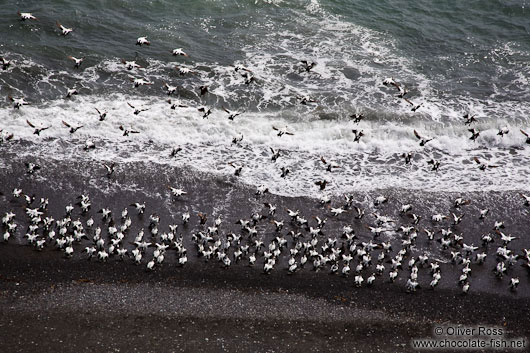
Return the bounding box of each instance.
[62,120,83,133]
[172,48,188,57]
[414,130,433,146]
[56,21,73,35]
[26,120,50,135]
[273,126,294,137]
[18,11,37,20]
[67,56,84,68]
[127,102,149,115]
[222,107,243,121]
[136,37,150,46]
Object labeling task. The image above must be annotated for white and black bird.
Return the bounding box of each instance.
[272,126,294,137]
[0,57,11,70]
[25,162,40,174]
[119,125,140,136]
[427,159,440,171]
[65,88,78,98]
[463,113,477,125]
[56,21,73,35]
[497,127,509,137]
[468,128,480,141]
[473,157,498,171]
[270,147,280,162]
[62,120,83,133]
[229,162,244,176]
[198,106,212,119]
[175,66,192,75]
[127,102,149,115]
[163,83,178,95]
[103,163,115,177]
[414,130,433,146]
[18,11,38,20]
[131,78,153,87]
[95,108,107,121]
[26,120,50,135]
[404,98,423,112]
[222,107,243,121]
[300,60,316,72]
[136,37,150,46]
[8,96,29,109]
[172,48,188,56]
[67,56,84,68]
[352,129,364,143]
[121,59,142,70]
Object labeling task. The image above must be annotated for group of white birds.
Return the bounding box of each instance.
[2,179,529,296]
[0,10,528,296]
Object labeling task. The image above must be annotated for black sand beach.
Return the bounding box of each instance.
[1,144,529,352]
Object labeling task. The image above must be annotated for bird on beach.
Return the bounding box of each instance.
[280,167,290,178]
[168,186,187,198]
[297,95,317,105]
[62,120,83,133]
[56,21,73,36]
[24,162,40,174]
[314,180,330,190]
[241,71,256,84]
[26,120,50,135]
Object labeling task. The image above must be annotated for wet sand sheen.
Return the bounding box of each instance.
[0,146,529,351]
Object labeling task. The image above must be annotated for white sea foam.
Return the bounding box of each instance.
[1,0,529,196]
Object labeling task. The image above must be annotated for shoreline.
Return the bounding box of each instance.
[1,148,529,351]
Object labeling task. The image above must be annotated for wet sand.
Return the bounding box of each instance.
[0,146,529,352]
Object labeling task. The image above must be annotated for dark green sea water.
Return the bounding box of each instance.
[1,0,529,194]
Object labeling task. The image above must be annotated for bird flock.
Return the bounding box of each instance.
[2,180,530,295]
[1,10,529,295]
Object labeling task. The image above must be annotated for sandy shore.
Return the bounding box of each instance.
[0,146,529,352]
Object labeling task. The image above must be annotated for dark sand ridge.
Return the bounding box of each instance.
[0,146,529,352]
